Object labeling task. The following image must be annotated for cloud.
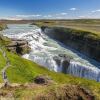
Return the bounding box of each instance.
[43,13,68,19]
[43,15,53,19]
[91,9,100,13]
[55,17,63,19]
[2,17,23,20]
[2,10,100,20]
[78,16,85,18]
[1,14,42,20]
[46,15,52,17]
[55,13,67,16]
[60,13,67,15]
[70,8,77,11]
[16,14,41,18]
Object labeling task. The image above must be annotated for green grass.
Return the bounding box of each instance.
[0,50,99,98]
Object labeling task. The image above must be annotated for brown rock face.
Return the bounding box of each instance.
[6,39,30,55]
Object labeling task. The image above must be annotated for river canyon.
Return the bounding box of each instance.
[2,24,100,82]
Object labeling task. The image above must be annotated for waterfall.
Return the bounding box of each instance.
[66,61,100,81]
[3,24,100,82]
[28,54,58,72]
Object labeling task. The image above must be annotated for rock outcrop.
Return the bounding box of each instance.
[6,39,30,55]
[53,54,71,73]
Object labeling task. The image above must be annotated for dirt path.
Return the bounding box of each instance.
[0,46,10,87]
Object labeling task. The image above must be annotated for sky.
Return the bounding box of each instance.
[0,0,100,20]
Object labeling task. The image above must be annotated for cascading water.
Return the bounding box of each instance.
[2,24,100,82]
[68,61,100,82]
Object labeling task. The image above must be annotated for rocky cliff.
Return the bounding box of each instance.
[6,39,30,55]
[41,26,100,62]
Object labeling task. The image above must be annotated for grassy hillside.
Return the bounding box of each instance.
[0,50,99,99]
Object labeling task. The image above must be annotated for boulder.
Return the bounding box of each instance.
[6,39,30,55]
[53,54,71,73]
[34,75,53,85]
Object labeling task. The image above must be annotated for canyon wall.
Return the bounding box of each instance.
[41,26,100,62]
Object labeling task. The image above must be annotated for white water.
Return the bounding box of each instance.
[2,24,100,82]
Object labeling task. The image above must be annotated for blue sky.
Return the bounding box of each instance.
[0,0,100,19]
